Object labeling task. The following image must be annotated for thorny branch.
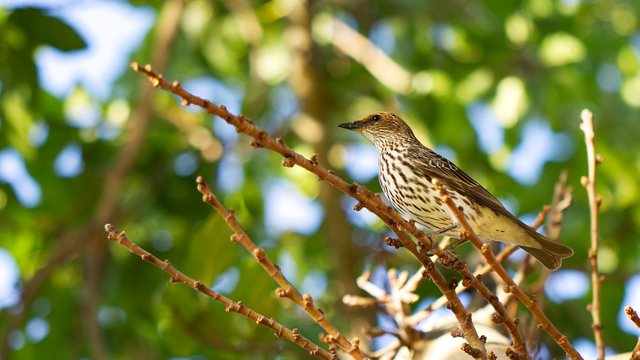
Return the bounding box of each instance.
[103,224,335,360]
[580,109,605,360]
[432,179,582,360]
[131,62,488,358]
[195,177,365,359]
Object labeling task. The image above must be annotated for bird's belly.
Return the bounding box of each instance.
[379,174,458,234]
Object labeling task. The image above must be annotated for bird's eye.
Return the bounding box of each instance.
[372,114,381,122]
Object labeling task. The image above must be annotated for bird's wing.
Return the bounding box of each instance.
[413,147,512,217]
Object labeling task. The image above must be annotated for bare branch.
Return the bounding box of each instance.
[432,179,582,360]
[131,63,489,358]
[580,109,605,360]
[546,170,573,242]
[104,224,335,360]
[0,3,186,359]
[313,14,413,94]
[625,306,640,359]
[195,177,365,359]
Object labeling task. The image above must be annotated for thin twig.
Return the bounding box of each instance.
[195,177,365,359]
[625,306,640,360]
[432,179,583,360]
[546,170,573,242]
[406,203,551,327]
[580,109,605,360]
[131,63,487,358]
[313,14,413,93]
[525,171,573,346]
[406,244,516,326]
[0,4,185,359]
[431,246,529,358]
[104,224,335,360]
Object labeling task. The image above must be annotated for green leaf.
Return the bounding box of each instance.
[9,7,86,52]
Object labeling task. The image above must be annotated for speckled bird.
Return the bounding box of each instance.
[339,112,573,270]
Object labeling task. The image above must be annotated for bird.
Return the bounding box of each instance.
[339,112,573,270]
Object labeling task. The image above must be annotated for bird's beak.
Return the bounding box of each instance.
[338,121,365,130]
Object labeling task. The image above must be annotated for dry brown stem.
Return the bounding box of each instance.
[546,170,573,242]
[433,179,582,360]
[625,307,640,359]
[195,177,365,359]
[131,63,487,358]
[0,3,185,359]
[104,224,335,360]
[579,109,605,360]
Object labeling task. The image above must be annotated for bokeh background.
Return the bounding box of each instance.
[1,0,640,358]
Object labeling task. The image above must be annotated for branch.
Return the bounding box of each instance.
[432,179,582,360]
[195,177,365,359]
[313,14,413,94]
[625,306,640,360]
[131,63,487,358]
[524,171,573,345]
[546,170,573,242]
[0,3,185,358]
[579,109,605,360]
[103,224,335,360]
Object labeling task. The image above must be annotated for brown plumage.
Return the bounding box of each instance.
[339,111,573,270]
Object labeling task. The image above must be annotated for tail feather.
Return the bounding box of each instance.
[520,232,573,271]
[520,245,562,270]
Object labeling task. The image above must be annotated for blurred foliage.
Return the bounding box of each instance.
[1,0,640,359]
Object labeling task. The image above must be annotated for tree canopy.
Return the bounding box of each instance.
[1,0,640,359]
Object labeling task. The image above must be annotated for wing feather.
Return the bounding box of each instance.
[412,146,514,218]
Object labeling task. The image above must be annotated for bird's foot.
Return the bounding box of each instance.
[444,237,468,252]
[438,250,465,270]
[432,223,459,236]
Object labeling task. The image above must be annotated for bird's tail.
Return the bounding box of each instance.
[519,232,574,271]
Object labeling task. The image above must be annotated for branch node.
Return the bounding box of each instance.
[595,154,604,165]
[282,156,295,168]
[303,294,314,309]
[310,153,319,166]
[253,248,266,261]
[450,327,464,338]
[491,313,504,324]
[461,342,482,359]
[250,139,263,148]
[194,281,204,291]
[449,278,458,290]
[384,236,402,249]
[275,287,289,298]
[580,176,589,187]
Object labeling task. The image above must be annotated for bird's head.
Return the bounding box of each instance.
[339,112,417,148]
